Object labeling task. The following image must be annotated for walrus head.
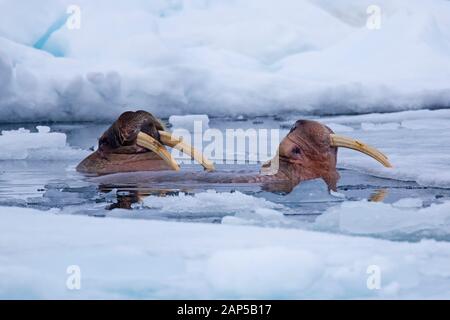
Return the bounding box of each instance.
[261,120,392,191]
[76,110,214,175]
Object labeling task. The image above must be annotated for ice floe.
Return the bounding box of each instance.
[313,200,450,241]
[169,114,210,132]
[0,126,89,160]
[1,0,450,121]
[2,206,450,299]
[142,190,284,215]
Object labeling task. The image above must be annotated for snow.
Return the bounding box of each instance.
[0,126,89,160]
[1,0,450,122]
[2,206,450,299]
[143,190,283,214]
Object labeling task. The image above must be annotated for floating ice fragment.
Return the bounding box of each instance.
[313,200,450,240]
[0,126,89,160]
[142,190,283,215]
[36,126,51,134]
[361,122,400,131]
[393,198,424,209]
[169,115,210,132]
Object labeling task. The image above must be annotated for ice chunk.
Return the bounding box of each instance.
[313,200,450,240]
[142,190,283,215]
[393,198,424,209]
[0,126,89,160]
[36,126,51,134]
[168,114,210,132]
[361,122,400,131]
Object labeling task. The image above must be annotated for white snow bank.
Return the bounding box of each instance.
[313,200,450,240]
[2,206,450,299]
[1,0,450,122]
[0,126,89,160]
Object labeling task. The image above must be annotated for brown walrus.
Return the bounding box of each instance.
[77,110,392,193]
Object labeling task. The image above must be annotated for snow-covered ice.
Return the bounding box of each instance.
[169,114,210,132]
[1,0,450,122]
[142,190,283,214]
[313,200,450,241]
[0,126,89,160]
[2,206,450,299]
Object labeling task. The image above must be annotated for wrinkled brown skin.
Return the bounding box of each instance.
[77,111,340,193]
[76,110,172,175]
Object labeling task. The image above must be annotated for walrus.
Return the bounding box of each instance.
[77,110,392,193]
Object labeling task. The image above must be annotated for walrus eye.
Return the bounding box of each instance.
[292,147,301,155]
[289,125,297,134]
[98,137,108,150]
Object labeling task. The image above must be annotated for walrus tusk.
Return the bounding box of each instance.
[158,131,215,172]
[136,132,180,171]
[330,134,393,168]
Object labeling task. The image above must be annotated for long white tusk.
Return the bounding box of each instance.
[158,131,215,172]
[330,134,393,168]
[136,132,180,171]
